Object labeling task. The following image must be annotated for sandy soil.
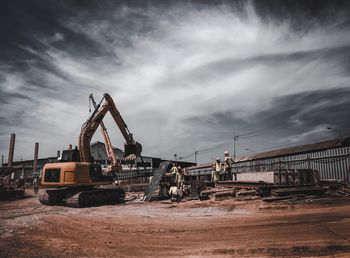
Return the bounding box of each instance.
[1,189,350,257]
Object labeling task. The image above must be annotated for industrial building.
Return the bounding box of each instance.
[186,137,350,184]
[1,141,195,183]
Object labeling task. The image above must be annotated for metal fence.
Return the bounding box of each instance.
[114,169,154,180]
[233,146,350,184]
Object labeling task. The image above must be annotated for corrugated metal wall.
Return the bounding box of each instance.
[233,146,350,184]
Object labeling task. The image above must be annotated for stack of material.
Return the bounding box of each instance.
[262,186,329,202]
[236,169,320,185]
[200,188,237,201]
[216,180,274,189]
[336,186,350,196]
[320,179,345,188]
[272,186,328,197]
[235,190,260,201]
[198,169,350,203]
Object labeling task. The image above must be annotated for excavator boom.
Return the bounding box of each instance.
[79,93,142,163]
[89,94,119,169]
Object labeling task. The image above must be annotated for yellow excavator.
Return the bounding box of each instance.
[39,93,142,207]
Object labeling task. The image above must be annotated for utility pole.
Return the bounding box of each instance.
[174,154,177,166]
[233,131,235,157]
[233,131,239,159]
[194,151,198,164]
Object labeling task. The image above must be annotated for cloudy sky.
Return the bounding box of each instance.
[1,0,350,163]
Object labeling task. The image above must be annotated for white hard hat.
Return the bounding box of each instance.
[216,158,220,161]
[224,151,229,155]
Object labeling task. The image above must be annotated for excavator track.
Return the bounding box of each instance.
[39,187,125,207]
[66,188,125,208]
[39,188,67,206]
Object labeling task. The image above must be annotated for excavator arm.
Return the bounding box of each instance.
[79,93,142,164]
[89,94,119,170]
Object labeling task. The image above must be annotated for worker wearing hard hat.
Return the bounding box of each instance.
[33,176,39,195]
[211,158,221,184]
[224,151,235,181]
[211,159,220,183]
[169,164,178,184]
[175,166,184,189]
[169,164,178,174]
[169,164,183,188]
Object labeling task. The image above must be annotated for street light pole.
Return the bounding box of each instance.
[233,132,239,159]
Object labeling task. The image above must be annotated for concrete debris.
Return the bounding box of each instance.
[236,195,261,201]
[236,190,259,197]
[210,190,236,201]
[271,186,327,197]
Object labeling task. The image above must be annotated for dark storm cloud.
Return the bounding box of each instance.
[258,88,350,133]
[0,0,350,162]
[186,87,350,159]
[185,44,350,84]
[0,1,105,64]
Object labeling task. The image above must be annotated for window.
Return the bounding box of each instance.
[44,168,60,182]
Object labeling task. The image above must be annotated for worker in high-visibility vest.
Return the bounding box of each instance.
[224,151,235,181]
[212,158,223,181]
[176,166,184,189]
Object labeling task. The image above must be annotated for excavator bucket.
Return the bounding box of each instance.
[124,142,142,158]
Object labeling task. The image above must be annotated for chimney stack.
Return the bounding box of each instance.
[33,142,39,174]
[8,133,15,168]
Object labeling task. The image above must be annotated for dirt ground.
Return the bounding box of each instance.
[1,189,350,257]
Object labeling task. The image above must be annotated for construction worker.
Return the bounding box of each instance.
[213,158,222,181]
[224,151,235,181]
[182,184,191,197]
[169,164,178,176]
[33,176,39,195]
[211,163,220,184]
[176,166,184,189]
[169,163,178,186]
[169,184,182,202]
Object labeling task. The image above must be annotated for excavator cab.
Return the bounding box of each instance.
[59,148,81,162]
